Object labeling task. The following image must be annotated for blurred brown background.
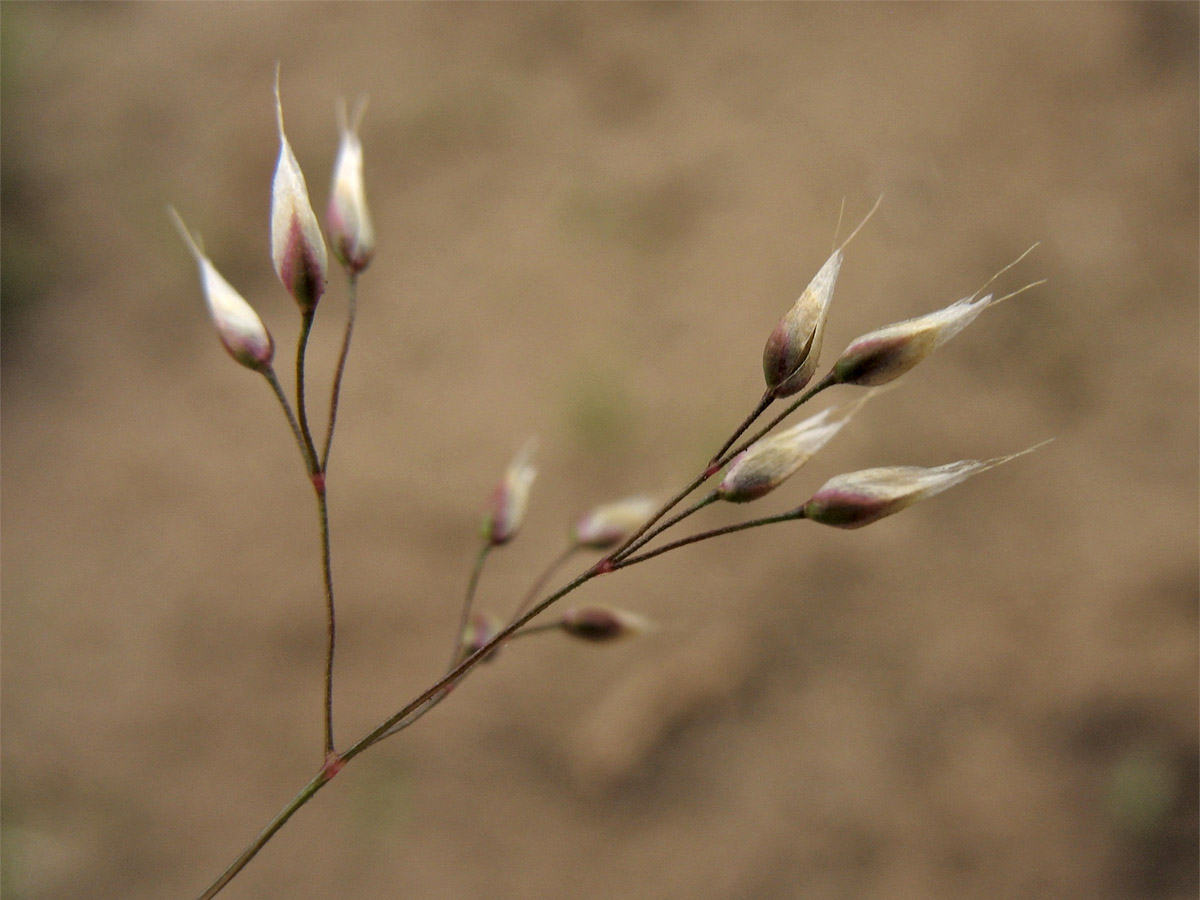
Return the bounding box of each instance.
[2,3,1197,900]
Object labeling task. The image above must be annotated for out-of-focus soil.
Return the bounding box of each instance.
[2,4,1197,900]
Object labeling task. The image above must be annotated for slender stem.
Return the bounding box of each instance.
[508,621,563,639]
[315,480,336,757]
[379,542,578,747]
[605,470,711,566]
[717,373,836,469]
[509,544,577,623]
[261,366,312,474]
[614,492,719,562]
[321,273,358,470]
[193,768,333,900]
[709,389,773,466]
[190,366,825,898]
[190,485,804,898]
[449,543,492,670]
[294,310,336,757]
[614,508,807,570]
[372,687,452,743]
[605,388,800,567]
[295,311,320,476]
[354,564,603,757]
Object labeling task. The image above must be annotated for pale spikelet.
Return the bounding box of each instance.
[762,197,880,398]
[271,67,328,313]
[800,442,1049,529]
[559,606,650,643]
[572,495,658,550]
[831,244,1042,387]
[718,395,869,503]
[482,438,538,545]
[170,208,274,372]
[762,250,841,397]
[327,98,374,274]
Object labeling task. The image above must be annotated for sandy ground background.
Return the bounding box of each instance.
[2,3,1197,900]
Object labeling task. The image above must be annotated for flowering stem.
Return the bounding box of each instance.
[604,470,711,567]
[709,389,773,466]
[320,273,358,471]
[190,480,797,898]
[718,373,835,468]
[356,565,603,757]
[613,491,719,562]
[509,621,563,639]
[194,567,602,897]
[606,386,808,567]
[189,362,826,900]
[294,311,321,476]
[193,767,333,900]
[294,310,337,758]
[449,543,491,670]
[261,366,312,474]
[509,544,578,622]
[614,508,807,570]
[315,478,337,758]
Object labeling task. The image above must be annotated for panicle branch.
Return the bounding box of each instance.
[174,70,1046,900]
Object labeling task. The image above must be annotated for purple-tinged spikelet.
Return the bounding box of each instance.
[171,208,275,372]
[831,244,1043,387]
[718,397,867,503]
[800,444,1047,529]
[762,198,881,398]
[327,98,374,274]
[482,439,538,545]
[762,250,840,398]
[271,69,328,313]
[559,606,650,643]
[831,293,993,387]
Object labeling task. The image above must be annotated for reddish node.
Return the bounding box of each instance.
[322,753,345,780]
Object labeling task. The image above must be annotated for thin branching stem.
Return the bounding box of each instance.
[352,564,602,759]
[614,508,807,570]
[261,366,312,473]
[717,373,836,469]
[604,470,711,566]
[190,492,810,900]
[509,544,578,622]
[605,385,818,567]
[449,543,491,671]
[294,309,337,757]
[294,311,321,476]
[321,272,358,470]
[194,769,332,900]
[613,491,719,562]
[315,481,336,758]
[508,621,563,639]
[709,389,773,466]
[192,347,836,899]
